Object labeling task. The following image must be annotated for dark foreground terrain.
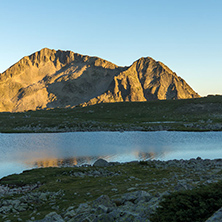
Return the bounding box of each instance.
[0,95,221,133]
[1,158,222,221]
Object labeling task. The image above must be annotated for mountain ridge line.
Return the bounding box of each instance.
[0,48,200,112]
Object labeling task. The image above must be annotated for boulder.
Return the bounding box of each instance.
[206,207,222,222]
[37,212,64,222]
[93,159,109,167]
[121,190,152,204]
[92,195,116,208]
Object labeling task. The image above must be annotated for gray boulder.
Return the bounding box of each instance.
[121,191,152,204]
[36,212,64,222]
[93,159,109,167]
[206,207,222,222]
[94,213,115,222]
[92,195,116,208]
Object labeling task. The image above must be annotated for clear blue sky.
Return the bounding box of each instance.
[0,0,221,96]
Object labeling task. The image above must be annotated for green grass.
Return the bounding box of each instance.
[1,161,222,221]
[0,162,188,220]
[0,95,221,133]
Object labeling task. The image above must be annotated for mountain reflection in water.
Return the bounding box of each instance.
[0,131,222,179]
[25,151,160,168]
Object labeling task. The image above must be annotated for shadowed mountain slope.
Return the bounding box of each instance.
[0,48,199,112]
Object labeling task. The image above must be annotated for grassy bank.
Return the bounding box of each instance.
[1,159,222,221]
[0,95,221,133]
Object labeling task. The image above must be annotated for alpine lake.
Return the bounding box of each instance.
[0,131,222,179]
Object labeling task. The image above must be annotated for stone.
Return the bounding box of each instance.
[95,205,109,214]
[92,195,116,208]
[93,159,109,167]
[206,207,222,222]
[37,212,65,222]
[76,203,90,214]
[112,198,123,206]
[15,203,28,212]
[111,188,118,192]
[82,214,97,222]
[0,205,13,213]
[64,209,76,218]
[118,211,142,222]
[39,193,48,201]
[121,190,152,204]
[121,201,135,211]
[108,208,122,219]
[127,187,136,191]
[68,212,93,222]
[11,199,21,207]
[94,213,115,222]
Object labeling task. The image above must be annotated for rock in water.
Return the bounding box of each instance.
[0,48,200,112]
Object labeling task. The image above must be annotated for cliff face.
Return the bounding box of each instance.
[0,48,199,112]
[84,57,200,106]
[0,48,120,112]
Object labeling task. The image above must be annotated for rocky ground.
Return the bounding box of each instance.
[11,119,222,133]
[1,158,222,221]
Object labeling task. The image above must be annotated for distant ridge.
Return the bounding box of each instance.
[0,48,200,112]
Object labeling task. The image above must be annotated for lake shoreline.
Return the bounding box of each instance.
[1,158,222,221]
[1,124,222,133]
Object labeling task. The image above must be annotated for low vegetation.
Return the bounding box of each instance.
[151,181,222,222]
[1,159,222,221]
[0,95,221,133]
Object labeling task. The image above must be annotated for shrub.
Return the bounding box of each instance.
[150,181,222,222]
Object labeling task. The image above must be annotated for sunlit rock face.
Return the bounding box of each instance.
[85,57,200,106]
[0,48,200,112]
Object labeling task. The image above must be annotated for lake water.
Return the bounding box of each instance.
[0,131,222,179]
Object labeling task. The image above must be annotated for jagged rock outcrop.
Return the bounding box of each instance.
[0,48,199,112]
[85,57,199,106]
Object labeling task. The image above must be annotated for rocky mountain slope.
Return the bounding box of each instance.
[85,57,200,106]
[0,48,199,112]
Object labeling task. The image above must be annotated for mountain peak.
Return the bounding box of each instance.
[0,49,200,112]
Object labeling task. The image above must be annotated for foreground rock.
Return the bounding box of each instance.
[1,158,222,221]
[41,191,158,222]
[206,207,222,222]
